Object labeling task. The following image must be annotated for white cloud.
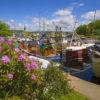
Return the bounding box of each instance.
[53,8,72,17]
[6,19,32,31]
[51,8,76,31]
[78,3,84,7]
[31,15,76,31]
[72,2,84,7]
[6,19,16,29]
[81,10,100,21]
[5,8,77,32]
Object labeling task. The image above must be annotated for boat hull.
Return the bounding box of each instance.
[66,49,87,60]
[62,48,89,69]
[19,41,39,56]
[92,57,100,78]
[46,54,61,62]
[61,64,93,81]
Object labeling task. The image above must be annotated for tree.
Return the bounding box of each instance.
[76,25,87,35]
[93,20,100,29]
[87,22,94,34]
[76,20,100,37]
[87,20,100,36]
[0,21,10,36]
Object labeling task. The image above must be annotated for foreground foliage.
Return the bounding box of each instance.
[0,37,70,100]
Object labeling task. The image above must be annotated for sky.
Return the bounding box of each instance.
[0,0,100,31]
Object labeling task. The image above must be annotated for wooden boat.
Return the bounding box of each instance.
[18,36,58,58]
[18,38,40,56]
[39,34,59,58]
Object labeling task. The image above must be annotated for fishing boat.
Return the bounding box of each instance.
[18,38,40,56]
[92,42,100,78]
[60,63,93,81]
[62,31,94,63]
[18,33,61,61]
[61,31,94,81]
[39,33,61,62]
[89,10,100,78]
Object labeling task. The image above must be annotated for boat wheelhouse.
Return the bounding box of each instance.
[61,31,94,68]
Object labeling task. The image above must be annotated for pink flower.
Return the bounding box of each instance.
[13,48,19,52]
[31,74,36,80]
[18,54,26,61]
[1,55,10,64]
[25,63,31,71]
[8,73,13,80]
[0,37,4,42]
[5,39,12,45]
[0,46,2,52]
[25,61,38,71]
[30,61,38,69]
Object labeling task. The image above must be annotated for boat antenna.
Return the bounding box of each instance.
[94,11,96,21]
[24,25,26,31]
[43,19,45,32]
[39,14,41,33]
[92,10,96,34]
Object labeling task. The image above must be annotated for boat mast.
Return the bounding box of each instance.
[70,22,83,47]
[39,14,41,32]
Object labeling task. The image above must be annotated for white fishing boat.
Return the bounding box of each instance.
[61,31,94,81]
[62,31,94,66]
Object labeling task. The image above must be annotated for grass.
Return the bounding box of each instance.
[57,91,89,100]
[0,91,89,100]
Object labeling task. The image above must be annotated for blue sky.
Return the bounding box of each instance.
[0,0,100,31]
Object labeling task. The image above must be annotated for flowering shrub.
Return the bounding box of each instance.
[0,37,43,99]
[0,36,70,99]
[1,55,10,64]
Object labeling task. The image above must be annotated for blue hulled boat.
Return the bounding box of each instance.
[60,63,92,81]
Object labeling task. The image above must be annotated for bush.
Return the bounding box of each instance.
[0,37,70,99]
[39,62,70,100]
[0,37,43,99]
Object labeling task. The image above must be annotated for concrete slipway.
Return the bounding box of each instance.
[68,74,100,100]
